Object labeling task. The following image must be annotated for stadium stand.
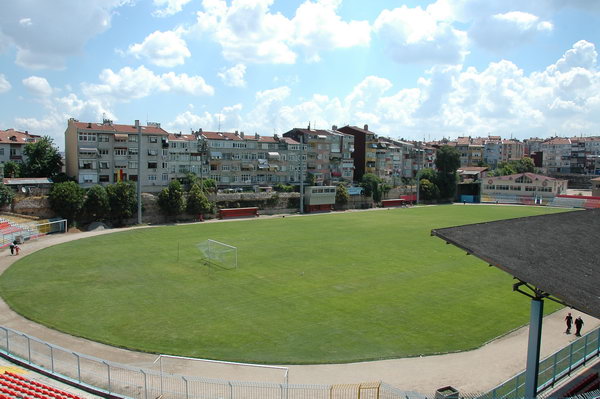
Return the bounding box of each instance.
[0,371,84,399]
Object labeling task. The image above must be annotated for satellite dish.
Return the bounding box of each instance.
[21,187,27,193]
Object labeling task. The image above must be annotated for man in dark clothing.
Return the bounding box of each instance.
[575,317,584,337]
[565,313,573,334]
[9,241,14,255]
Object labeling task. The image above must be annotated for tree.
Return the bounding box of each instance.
[361,173,385,202]
[186,183,213,216]
[199,178,217,193]
[3,161,21,178]
[158,180,185,217]
[23,136,63,178]
[49,181,85,226]
[516,157,535,174]
[335,183,349,207]
[435,145,461,174]
[419,178,440,200]
[0,184,15,207]
[106,181,137,226]
[82,185,110,222]
[435,146,460,200]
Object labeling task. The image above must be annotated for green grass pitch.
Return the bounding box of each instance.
[0,205,567,364]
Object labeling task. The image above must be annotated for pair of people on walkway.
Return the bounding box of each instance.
[8,240,20,256]
[565,313,584,336]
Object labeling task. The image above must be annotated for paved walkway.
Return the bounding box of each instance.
[0,221,598,395]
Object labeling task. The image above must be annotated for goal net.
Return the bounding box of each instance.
[197,239,238,269]
[153,354,289,385]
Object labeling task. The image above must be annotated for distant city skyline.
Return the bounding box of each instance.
[1,0,600,150]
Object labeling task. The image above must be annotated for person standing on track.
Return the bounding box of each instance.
[575,316,584,337]
[565,312,573,334]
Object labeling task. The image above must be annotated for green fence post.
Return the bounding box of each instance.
[568,344,573,375]
[583,335,588,365]
[551,353,558,387]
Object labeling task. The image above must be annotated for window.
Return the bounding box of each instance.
[148,175,157,181]
[148,162,158,169]
[148,136,158,143]
[178,165,189,173]
[210,164,218,171]
[78,132,97,142]
[162,162,168,169]
[99,161,109,169]
[10,148,17,156]
[99,175,110,182]
[98,135,109,142]
[128,161,138,169]
[129,135,138,142]
[114,148,127,156]
[162,173,169,181]
[129,175,138,181]
[221,164,230,171]
[99,148,109,155]
[79,160,96,169]
[241,174,250,182]
[129,148,138,155]
[148,149,158,156]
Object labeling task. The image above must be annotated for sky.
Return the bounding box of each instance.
[1,0,600,150]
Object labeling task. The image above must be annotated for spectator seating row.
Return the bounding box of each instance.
[0,371,83,399]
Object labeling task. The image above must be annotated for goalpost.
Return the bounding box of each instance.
[197,239,238,269]
[152,354,289,390]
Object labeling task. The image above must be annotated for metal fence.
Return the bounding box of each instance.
[479,327,600,399]
[0,326,426,399]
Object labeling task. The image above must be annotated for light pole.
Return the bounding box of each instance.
[135,120,142,224]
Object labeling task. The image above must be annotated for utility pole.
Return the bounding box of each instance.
[299,134,305,214]
[136,120,142,224]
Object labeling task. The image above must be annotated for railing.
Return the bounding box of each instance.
[0,326,424,399]
[479,327,600,399]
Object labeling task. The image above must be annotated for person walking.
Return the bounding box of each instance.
[14,244,20,255]
[8,241,14,255]
[565,312,573,334]
[575,316,584,337]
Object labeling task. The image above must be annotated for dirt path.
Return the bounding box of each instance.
[0,222,597,395]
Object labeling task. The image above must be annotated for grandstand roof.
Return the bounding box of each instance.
[431,209,600,319]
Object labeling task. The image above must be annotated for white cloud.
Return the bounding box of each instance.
[469,11,553,51]
[169,40,600,141]
[127,30,191,67]
[191,0,370,64]
[218,64,247,87]
[82,65,214,102]
[0,74,11,93]
[0,0,129,69]
[22,76,53,97]
[373,6,469,65]
[290,0,370,62]
[152,0,192,17]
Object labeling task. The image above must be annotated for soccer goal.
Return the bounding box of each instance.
[197,239,238,269]
[153,354,289,386]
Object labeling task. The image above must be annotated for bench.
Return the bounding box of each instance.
[381,199,409,207]
[219,207,259,219]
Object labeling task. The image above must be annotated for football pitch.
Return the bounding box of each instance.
[0,205,567,364]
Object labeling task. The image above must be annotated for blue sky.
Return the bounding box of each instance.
[1,0,600,150]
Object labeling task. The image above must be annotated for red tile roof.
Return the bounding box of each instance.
[281,137,299,145]
[0,129,41,144]
[73,121,168,135]
[168,133,196,141]
[543,137,571,145]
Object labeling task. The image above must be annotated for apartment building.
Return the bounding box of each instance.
[65,118,169,191]
[337,124,377,181]
[197,130,305,187]
[283,126,343,186]
[483,136,502,168]
[540,137,571,174]
[0,129,40,169]
[500,139,525,163]
[167,133,207,180]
